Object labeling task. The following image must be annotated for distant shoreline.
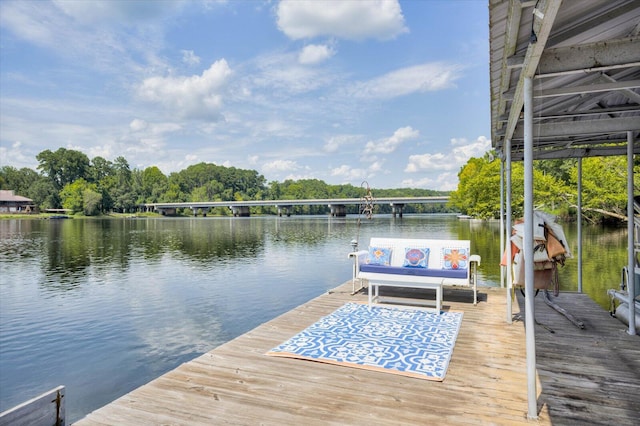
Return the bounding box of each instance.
[0,212,163,220]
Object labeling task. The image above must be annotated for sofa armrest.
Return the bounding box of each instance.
[348,250,369,264]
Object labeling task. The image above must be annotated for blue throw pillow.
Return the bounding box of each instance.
[367,247,392,265]
[442,248,468,270]
[403,247,429,268]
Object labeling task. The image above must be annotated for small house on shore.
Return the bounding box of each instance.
[0,190,38,214]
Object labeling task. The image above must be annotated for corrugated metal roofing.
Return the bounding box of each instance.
[489,0,640,160]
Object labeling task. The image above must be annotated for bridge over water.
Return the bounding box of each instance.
[142,196,449,217]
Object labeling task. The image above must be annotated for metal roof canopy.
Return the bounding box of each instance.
[489,0,639,420]
[490,0,640,161]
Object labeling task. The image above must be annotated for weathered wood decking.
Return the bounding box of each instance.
[75,283,639,425]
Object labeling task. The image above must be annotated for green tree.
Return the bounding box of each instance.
[109,156,136,212]
[190,180,224,201]
[162,182,184,203]
[60,178,98,214]
[0,166,40,194]
[82,188,103,216]
[570,156,640,223]
[36,148,90,191]
[450,155,569,219]
[28,178,59,210]
[89,156,114,183]
[449,157,495,218]
[140,166,168,203]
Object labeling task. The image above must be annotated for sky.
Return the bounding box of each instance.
[0,0,491,191]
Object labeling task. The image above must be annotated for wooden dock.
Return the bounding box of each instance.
[75,283,639,425]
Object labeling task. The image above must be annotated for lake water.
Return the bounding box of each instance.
[0,215,629,422]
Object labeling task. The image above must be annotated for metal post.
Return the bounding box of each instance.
[500,160,505,289]
[505,142,513,324]
[524,76,538,420]
[577,158,583,293]
[351,239,359,294]
[627,131,636,335]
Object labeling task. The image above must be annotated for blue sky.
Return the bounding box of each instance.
[0,0,491,191]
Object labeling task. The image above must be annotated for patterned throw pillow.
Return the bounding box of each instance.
[402,247,429,268]
[442,248,468,270]
[367,247,392,265]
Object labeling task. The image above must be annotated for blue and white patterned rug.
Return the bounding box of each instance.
[267,302,463,381]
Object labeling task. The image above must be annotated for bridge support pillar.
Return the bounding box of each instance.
[391,203,404,218]
[329,204,346,217]
[157,208,175,216]
[230,206,250,217]
[277,205,292,217]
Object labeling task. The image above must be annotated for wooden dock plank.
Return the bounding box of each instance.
[517,291,639,426]
[74,284,639,425]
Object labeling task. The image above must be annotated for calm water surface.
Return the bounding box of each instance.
[0,215,628,422]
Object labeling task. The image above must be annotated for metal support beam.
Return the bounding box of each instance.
[502,0,563,143]
[627,131,637,335]
[500,160,505,289]
[533,80,640,99]
[505,140,513,324]
[508,143,640,161]
[495,0,525,131]
[524,76,538,420]
[600,73,640,105]
[503,78,640,101]
[534,37,640,77]
[577,158,583,293]
[512,116,640,139]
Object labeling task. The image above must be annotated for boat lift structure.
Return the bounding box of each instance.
[489,0,639,420]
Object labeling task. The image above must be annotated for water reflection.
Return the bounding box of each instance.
[0,215,630,423]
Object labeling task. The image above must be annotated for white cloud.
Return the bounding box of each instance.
[323,134,363,153]
[405,152,449,172]
[130,118,148,132]
[402,171,459,191]
[404,135,491,172]
[0,1,170,74]
[0,141,34,170]
[364,126,419,155]
[331,165,367,180]
[137,59,232,120]
[262,159,300,173]
[298,44,335,65]
[450,136,492,161]
[350,62,463,99]
[330,160,384,182]
[277,0,407,41]
[181,50,201,66]
[53,0,179,24]
[129,120,181,136]
[251,52,335,95]
[0,2,64,47]
[368,161,384,173]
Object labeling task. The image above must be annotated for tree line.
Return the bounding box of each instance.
[0,148,451,216]
[448,151,639,224]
